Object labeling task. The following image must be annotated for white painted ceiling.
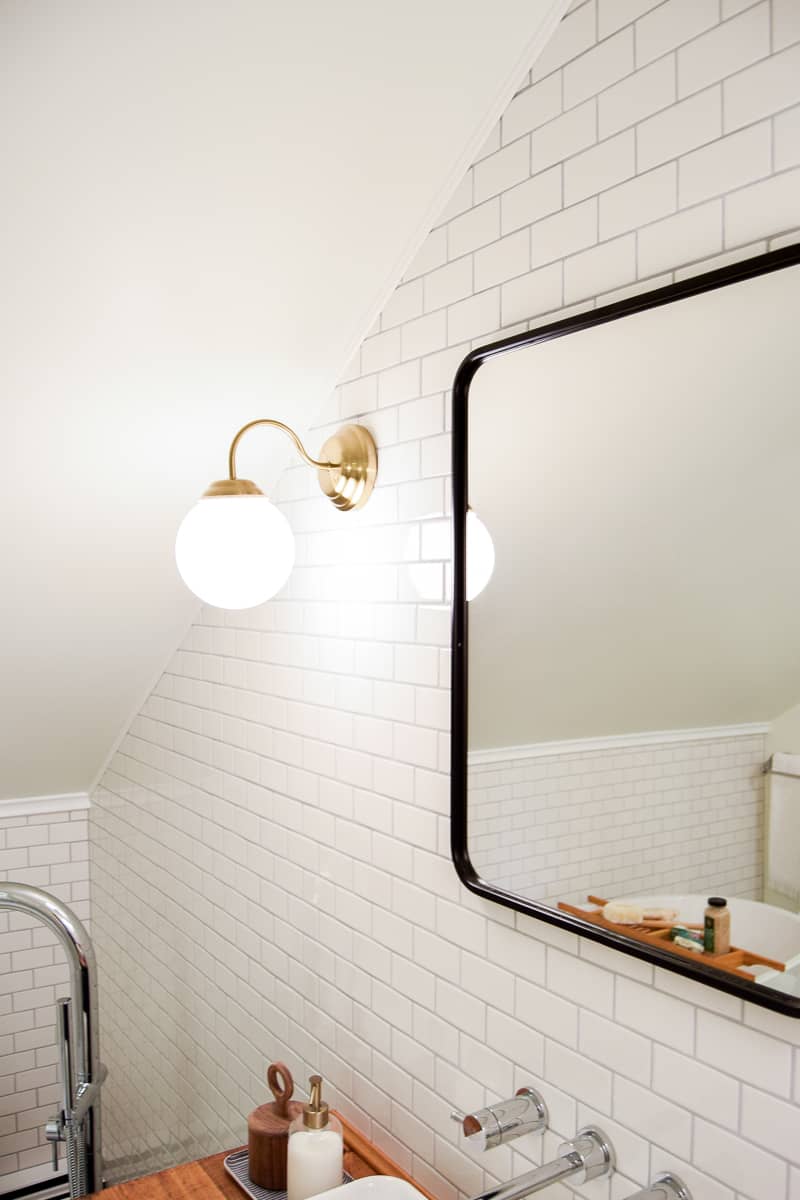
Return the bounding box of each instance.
[0,0,568,800]
[468,262,800,750]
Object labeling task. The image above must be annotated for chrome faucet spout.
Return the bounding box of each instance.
[467,1127,615,1200]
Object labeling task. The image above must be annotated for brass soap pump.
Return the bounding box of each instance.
[287,1075,343,1200]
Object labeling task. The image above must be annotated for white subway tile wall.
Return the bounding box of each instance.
[90,2,800,1198]
[468,734,765,903]
[0,810,90,1193]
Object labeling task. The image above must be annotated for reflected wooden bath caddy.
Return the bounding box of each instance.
[557,894,786,981]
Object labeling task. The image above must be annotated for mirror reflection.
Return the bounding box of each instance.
[466,260,800,1000]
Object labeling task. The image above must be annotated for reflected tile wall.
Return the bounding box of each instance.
[469,733,764,903]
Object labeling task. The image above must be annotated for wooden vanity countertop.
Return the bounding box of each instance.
[97,1114,436,1200]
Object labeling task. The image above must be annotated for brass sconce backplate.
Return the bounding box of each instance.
[317,423,378,511]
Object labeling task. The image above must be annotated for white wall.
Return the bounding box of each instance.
[767,699,800,758]
[469,730,765,903]
[0,803,90,1194]
[91,3,800,1199]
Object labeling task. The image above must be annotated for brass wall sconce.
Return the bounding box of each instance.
[176,420,378,609]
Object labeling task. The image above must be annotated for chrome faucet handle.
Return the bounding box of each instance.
[455,1087,548,1150]
[623,1175,692,1200]
[557,1126,616,1184]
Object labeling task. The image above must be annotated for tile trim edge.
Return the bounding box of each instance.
[468,722,770,765]
[0,792,92,819]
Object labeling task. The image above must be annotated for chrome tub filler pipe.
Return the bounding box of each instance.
[0,882,106,1198]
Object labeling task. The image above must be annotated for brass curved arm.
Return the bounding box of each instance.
[228,419,338,479]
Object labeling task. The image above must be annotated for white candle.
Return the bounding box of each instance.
[287,1128,343,1200]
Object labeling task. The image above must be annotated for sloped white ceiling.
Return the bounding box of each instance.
[0,0,568,800]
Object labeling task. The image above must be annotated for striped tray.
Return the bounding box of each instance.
[223,1149,353,1200]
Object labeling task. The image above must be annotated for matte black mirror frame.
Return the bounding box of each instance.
[451,241,800,1018]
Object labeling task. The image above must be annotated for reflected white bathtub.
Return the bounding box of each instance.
[617,894,800,994]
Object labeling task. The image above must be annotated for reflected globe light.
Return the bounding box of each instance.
[402,510,495,602]
[175,494,295,610]
[466,509,495,601]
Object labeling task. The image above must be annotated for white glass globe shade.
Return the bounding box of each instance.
[466,510,495,601]
[175,495,295,610]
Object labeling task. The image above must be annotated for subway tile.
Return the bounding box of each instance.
[696,1010,793,1096]
[515,977,578,1046]
[487,1010,544,1076]
[487,922,546,985]
[652,1044,739,1128]
[775,105,800,172]
[678,3,770,98]
[679,122,771,207]
[637,87,722,173]
[532,198,597,267]
[401,310,447,361]
[501,263,563,325]
[501,166,562,236]
[635,0,718,68]
[599,54,676,138]
[447,289,501,345]
[459,950,516,1014]
[474,140,531,205]
[564,130,635,205]
[447,199,501,259]
[546,1042,612,1110]
[598,0,662,39]
[436,979,485,1039]
[546,946,614,1016]
[473,229,530,290]
[637,200,723,277]
[613,1077,691,1157]
[436,171,474,227]
[531,101,597,174]
[615,976,695,1052]
[381,279,424,330]
[742,1085,800,1165]
[530,1,597,84]
[599,163,676,239]
[564,29,634,110]
[744,1002,800,1048]
[502,76,562,145]
[404,227,447,280]
[361,327,401,374]
[725,167,800,247]
[424,258,473,313]
[579,1010,651,1083]
[723,42,800,132]
[694,1118,788,1200]
[473,123,501,163]
[774,0,800,51]
[563,233,636,303]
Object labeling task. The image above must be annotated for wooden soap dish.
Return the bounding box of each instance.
[557,894,786,980]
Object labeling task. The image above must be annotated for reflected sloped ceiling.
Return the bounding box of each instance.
[0,0,568,800]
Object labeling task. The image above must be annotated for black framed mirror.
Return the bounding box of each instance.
[451,242,800,1016]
